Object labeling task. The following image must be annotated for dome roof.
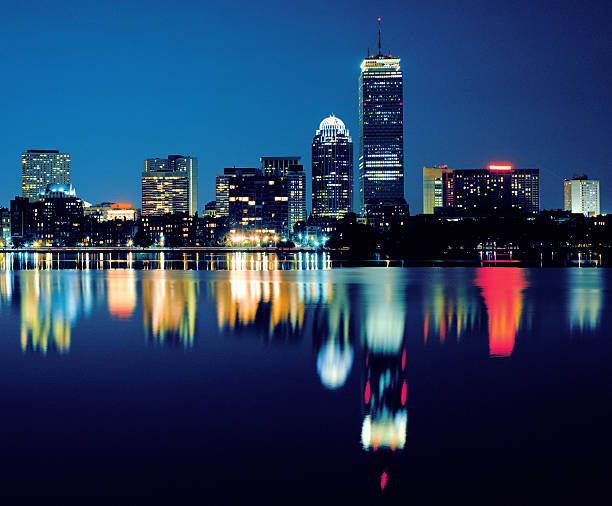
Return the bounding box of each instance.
[317,114,349,138]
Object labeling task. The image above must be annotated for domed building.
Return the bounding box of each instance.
[311,114,353,220]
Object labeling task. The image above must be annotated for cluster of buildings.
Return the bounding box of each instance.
[0,26,603,248]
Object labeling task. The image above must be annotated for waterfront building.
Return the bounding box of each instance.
[142,155,198,216]
[564,175,600,216]
[11,184,84,245]
[261,156,306,232]
[423,164,539,215]
[359,24,405,216]
[84,202,139,222]
[22,150,71,199]
[364,198,410,229]
[312,115,353,220]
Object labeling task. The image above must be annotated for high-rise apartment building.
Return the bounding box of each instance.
[22,150,71,199]
[141,155,198,216]
[312,115,353,220]
[564,175,600,216]
[261,156,306,232]
[359,24,405,216]
[422,164,539,215]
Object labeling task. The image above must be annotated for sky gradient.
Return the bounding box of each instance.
[1,0,610,213]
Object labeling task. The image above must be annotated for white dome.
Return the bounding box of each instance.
[317,114,349,138]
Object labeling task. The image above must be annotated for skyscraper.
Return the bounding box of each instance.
[261,157,306,232]
[312,115,354,220]
[141,155,198,216]
[359,21,405,216]
[564,175,600,216]
[22,150,71,199]
[422,165,453,214]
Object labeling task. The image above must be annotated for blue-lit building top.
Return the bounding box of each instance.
[359,46,404,216]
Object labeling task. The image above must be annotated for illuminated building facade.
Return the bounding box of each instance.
[22,149,70,199]
[359,35,405,216]
[216,167,289,235]
[312,115,353,220]
[425,164,539,215]
[11,184,84,245]
[422,165,453,214]
[364,198,409,229]
[564,175,600,216]
[261,156,306,232]
[204,200,217,217]
[142,155,198,216]
[0,208,10,244]
[84,202,138,222]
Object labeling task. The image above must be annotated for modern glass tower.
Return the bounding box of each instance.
[358,23,404,216]
[312,115,353,220]
[22,150,71,199]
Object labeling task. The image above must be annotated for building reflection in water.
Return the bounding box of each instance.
[107,271,137,320]
[142,272,198,347]
[314,283,353,389]
[474,268,528,357]
[361,277,407,453]
[568,269,602,333]
[423,269,481,344]
[17,271,93,354]
[212,271,311,340]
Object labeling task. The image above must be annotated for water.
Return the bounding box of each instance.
[0,265,610,501]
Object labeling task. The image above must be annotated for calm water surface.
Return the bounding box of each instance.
[0,265,610,501]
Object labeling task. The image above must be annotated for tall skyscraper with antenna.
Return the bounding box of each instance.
[358,19,406,217]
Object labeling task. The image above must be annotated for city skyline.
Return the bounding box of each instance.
[0,1,610,213]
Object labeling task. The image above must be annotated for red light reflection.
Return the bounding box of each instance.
[475,268,528,357]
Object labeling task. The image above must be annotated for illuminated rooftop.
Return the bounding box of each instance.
[317,114,350,138]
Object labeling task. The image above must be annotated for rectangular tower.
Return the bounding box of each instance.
[359,49,404,216]
[261,157,306,232]
[22,150,70,199]
[141,155,198,216]
[564,176,600,216]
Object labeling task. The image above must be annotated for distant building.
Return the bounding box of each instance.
[312,115,353,220]
[261,156,306,232]
[22,150,70,199]
[0,208,10,245]
[11,184,84,245]
[359,26,405,216]
[142,155,198,216]
[564,175,600,216]
[364,198,410,230]
[84,202,139,222]
[422,164,539,215]
[422,165,453,214]
[203,200,217,218]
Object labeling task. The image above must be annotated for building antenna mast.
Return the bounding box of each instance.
[378,17,382,56]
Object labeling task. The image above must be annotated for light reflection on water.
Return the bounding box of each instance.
[0,261,609,496]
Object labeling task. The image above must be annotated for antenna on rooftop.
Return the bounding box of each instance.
[378,17,382,56]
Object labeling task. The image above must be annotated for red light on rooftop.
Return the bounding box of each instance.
[110,203,132,209]
[378,17,381,22]
[488,164,513,172]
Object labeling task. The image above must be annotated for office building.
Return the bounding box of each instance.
[22,150,71,199]
[423,164,539,215]
[141,155,198,216]
[564,175,600,216]
[359,24,405,216]
[312,115,353,220]
[261,156,306,232]
[0,208,10,245]
[204,201,217,218]
[422,165,454,214]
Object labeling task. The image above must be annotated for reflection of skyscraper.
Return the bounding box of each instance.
[475,268,528,357]
[361,273,407,452]
[142,272,198,347]
[18,271,92,354]
[314,283,353,389]
[568,269,602,333]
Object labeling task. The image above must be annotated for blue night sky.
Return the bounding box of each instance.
[0,0,610,213]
